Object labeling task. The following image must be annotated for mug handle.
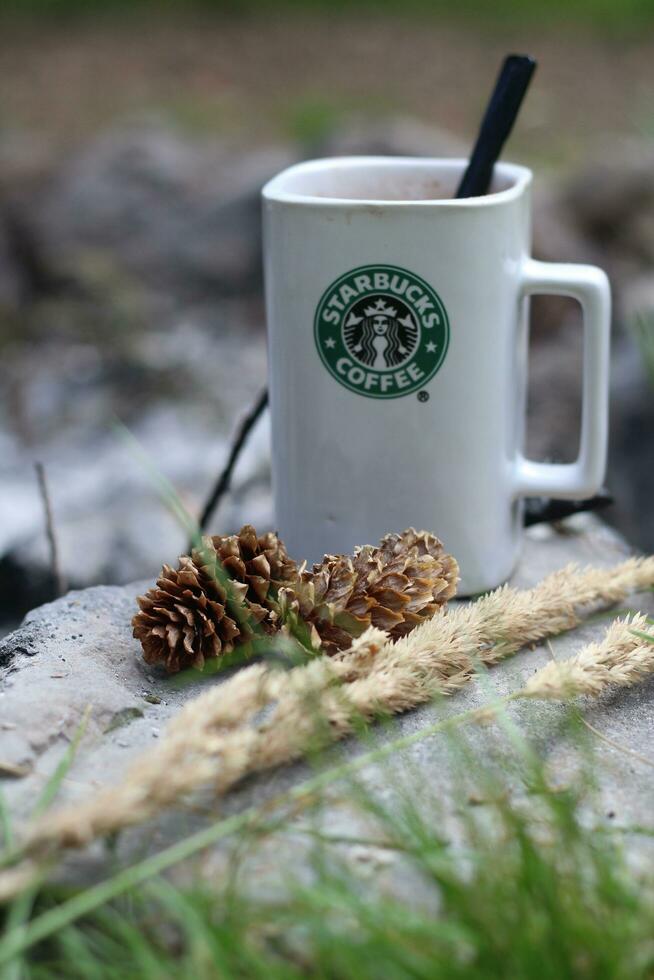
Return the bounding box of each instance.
[513,258,611,499]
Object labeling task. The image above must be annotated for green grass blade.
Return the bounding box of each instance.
[112,419,201,545]
[0,698,498,965]
[629,628,654,645]
[33,706,91,819]
[0,789,13,852]
[1,707,91,977]
[632,312,654,390]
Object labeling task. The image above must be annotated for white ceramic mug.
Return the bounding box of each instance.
[262,157,610,594]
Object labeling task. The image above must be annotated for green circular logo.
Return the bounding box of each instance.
[314,264,450,399]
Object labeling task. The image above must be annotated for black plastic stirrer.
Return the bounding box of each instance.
[456,54,536,199]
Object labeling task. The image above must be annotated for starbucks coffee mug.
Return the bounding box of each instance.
[262,157,610,595]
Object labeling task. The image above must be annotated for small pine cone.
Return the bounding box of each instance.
[296,528,459,655]
[132,525,298,673]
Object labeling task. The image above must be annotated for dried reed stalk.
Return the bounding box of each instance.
[2,556,654,896]
[522,613,654,700]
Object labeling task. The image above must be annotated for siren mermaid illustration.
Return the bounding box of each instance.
[343,297,419,370]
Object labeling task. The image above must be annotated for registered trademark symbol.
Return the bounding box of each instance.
[417,391,429,403]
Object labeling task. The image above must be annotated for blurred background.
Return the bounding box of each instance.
[1,0,653,632]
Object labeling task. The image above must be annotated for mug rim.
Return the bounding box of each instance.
[262,156,532,208]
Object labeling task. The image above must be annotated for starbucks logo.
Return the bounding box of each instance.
[343,295,419,370]
[314,264,449,399]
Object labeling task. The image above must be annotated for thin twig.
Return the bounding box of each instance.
[194,388,269,546]
[579,718,654,769]
[549,639,654,768]
[34,462,66,598]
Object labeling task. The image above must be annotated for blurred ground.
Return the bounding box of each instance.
[1,12,653,168]
[0,8,653,627]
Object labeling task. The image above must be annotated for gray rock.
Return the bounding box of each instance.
[0,400,273,619]
[317,116,466,159]
[26,121,296,301]
[2,517,653,896]
[608,333,654,551]
[566,146,654,246]
[532,180,599,268]
[0,583,194,793]
[0,306,272,620]
[0,207,24,309]
[622,274,654,327]
[564,146,654,298]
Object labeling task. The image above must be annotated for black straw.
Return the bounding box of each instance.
[523,490,614,528]
[456,54,536,199]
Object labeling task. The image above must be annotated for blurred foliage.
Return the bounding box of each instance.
[4,709,654,978]
[633,313,654,391]
[2,0,654,24]
[284,98,349,147]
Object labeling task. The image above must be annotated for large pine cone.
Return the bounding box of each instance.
[132,525,298,673]
[284,528,459,655]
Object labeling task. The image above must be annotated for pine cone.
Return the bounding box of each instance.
[284,528,459,655]
[132,525,298,673]
[133,525,458,672]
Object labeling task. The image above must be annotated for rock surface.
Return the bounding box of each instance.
[1,517,653,895]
